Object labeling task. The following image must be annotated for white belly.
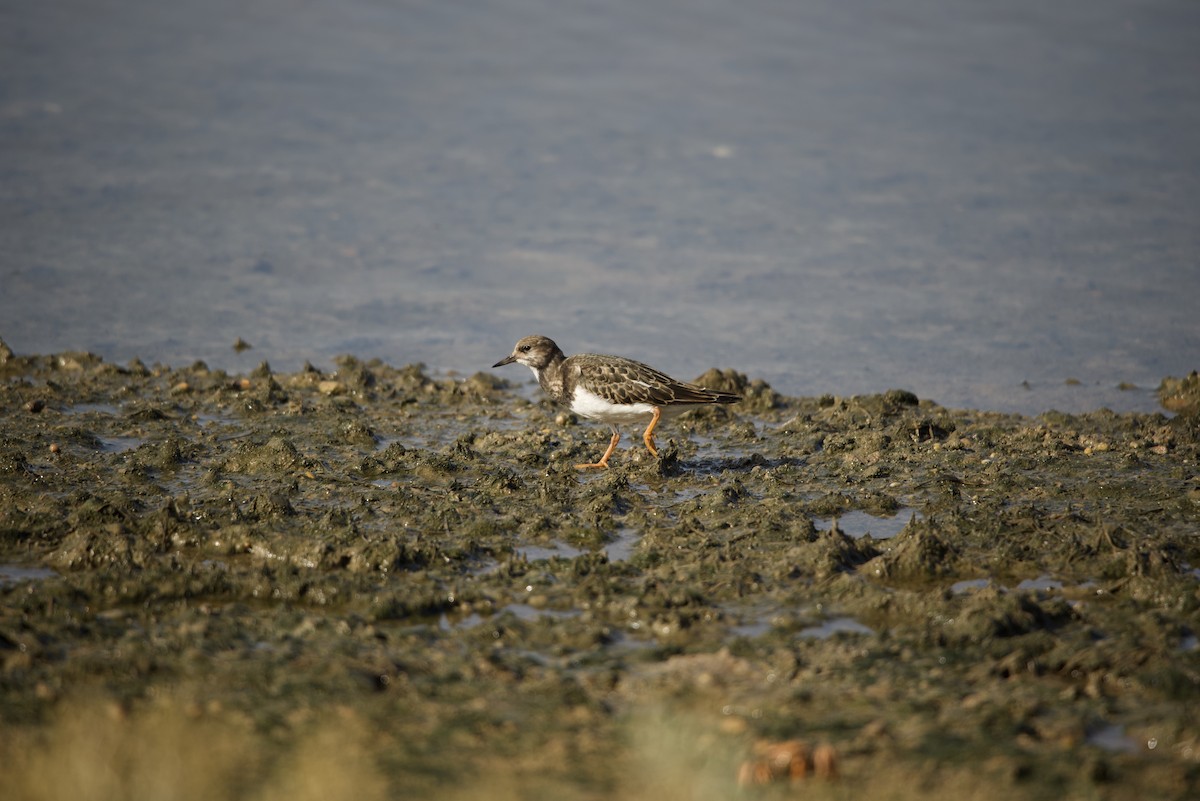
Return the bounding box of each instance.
[570,386,658,424]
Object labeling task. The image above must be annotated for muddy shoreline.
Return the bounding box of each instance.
[1,342,1197,799]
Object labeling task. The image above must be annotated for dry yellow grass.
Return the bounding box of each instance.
[0,695,386,801]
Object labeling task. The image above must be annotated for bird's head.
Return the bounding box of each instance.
[492,335,563,371]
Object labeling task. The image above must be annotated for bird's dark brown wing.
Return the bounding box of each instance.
[568,354,741,406]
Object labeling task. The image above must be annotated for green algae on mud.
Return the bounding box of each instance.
[1,341,1198,800]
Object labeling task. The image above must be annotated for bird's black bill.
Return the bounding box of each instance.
[492,355,516,368]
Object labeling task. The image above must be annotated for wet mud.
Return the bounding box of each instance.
[1,341,1197,800]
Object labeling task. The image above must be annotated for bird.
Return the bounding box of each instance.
[492,334,741,469]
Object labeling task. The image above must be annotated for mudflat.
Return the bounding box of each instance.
[1,342,1197,800]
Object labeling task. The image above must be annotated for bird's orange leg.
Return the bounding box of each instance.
[642,407,662,458]
[576,430,621,469]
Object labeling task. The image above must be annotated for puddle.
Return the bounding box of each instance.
[687,434,756,462]
[797,617,875,639]
[498,530,641,565]
[725,604,876,641]
[0,564,57,585]
[602,628,657,652]
[669,487,707,504]
[1016,575,1064,592]
[603,528,641,563]
[1086,723,1140,754]
[500,603,581,622]
[440,602,581,632]
[816,508,921,539]
[951,576,1097,595]
[371,478,411,490]
[729,620,772,639]
[469,541,590,576]
[99,436,146,454]
[63,402,121,416]
[439,612,485,631]
[723,603,788,640]
[517,542,584,562]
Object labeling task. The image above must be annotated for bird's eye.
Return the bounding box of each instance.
[519,345,531,353]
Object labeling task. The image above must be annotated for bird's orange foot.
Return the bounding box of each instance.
[574,459,610,469]
[642,407,662,459]
[575,430,620,470]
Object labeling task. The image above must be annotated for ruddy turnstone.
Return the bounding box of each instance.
[492,334,741,468]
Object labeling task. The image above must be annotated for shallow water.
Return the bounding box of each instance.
[2,0,1198,415]
[796,617,875,640]
[0,565,58,586]
[815,508,919,540]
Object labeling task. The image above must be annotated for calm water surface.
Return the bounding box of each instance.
[2,0,1197,414]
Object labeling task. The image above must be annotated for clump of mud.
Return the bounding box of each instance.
[1,339,1197,800]
[1160,371,1200,417]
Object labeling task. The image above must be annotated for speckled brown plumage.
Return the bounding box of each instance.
[493,334,740,468]
[565,352,738,407]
